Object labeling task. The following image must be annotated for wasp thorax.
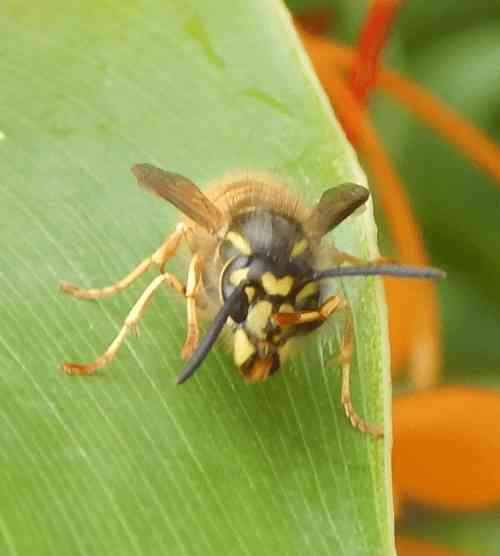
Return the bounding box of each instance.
[218,211,322,383]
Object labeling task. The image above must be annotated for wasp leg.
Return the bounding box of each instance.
[181,254,202,360]
[272,295,342,326]
[62,272,185,375]
[273,296,383,438]
[328,248,395,267]
[59,223,187,300]
[339,304,383,439]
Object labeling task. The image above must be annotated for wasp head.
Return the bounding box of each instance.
[218,219,322,382]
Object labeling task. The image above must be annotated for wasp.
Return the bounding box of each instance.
[59,165,444,438]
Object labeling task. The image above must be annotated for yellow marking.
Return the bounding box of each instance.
[296,282,319,303]
[233,328,256,367]
[230,267,249,286]
[278,339,294,363]
[245,287,256,302]
[291,238,308,258]
[320,296,342,318]
[246,300,273,339]
[226,231,252,255]
[261,272,294,296]
[278,303,294,313]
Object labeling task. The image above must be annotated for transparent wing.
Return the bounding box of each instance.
[306,183,369,238]
[132,163,223,232]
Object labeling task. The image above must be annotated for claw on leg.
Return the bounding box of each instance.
[62,326,128,375]
[339,306,384,439]
[61,272,185,375]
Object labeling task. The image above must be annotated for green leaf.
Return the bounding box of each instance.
[0,1,393,554]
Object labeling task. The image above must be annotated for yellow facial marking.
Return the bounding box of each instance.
[245,286,256,302]
[278,303,294,313]
[230,267,249,286]
[261,272,293,297]
[278,339,294,363]
[226,231,252,255]
[291,238,308,258]
[246,300,273,339]
[296,281,319,303]
[233,328,256,367]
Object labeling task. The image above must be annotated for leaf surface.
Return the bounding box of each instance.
[0,2,393,555]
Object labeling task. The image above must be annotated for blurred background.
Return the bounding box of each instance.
[288,0,500,554]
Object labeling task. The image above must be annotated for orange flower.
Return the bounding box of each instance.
[393,387,500,512]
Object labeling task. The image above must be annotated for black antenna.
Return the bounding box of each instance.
[176,282,248,385]
[311,264,445,282]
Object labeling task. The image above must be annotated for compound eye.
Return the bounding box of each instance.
[229,292,249,324]
[219,255,251,323]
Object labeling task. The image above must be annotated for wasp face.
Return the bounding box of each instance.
[218,211,322,382]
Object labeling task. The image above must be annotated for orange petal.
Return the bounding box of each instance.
[396,535,473,556]
[304,37,500,184]
[349,0,401,106]
[393,387,500,511]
